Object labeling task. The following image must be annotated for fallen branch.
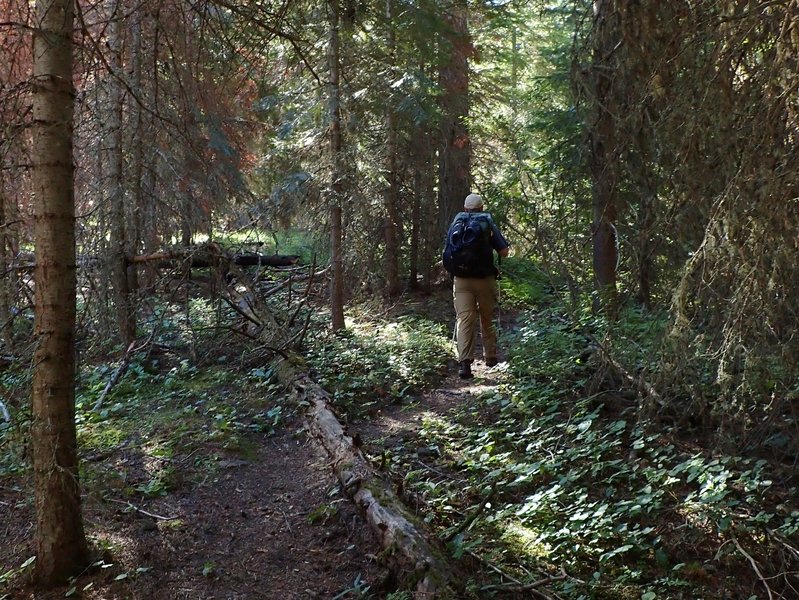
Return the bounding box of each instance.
[444,484,495,543]
[415,460,463,482]
[732,533,774,600]
[768,528,799,561]
[274,357,458,597]
[106,498,180,521]
[93,335,152,412]
[92,341,136,412]
[472,553,567,599]
[590,332,663,406]
[0,397,9,422]
[226,261,286,346]
[263,266,330,300]
[480,574,565,598]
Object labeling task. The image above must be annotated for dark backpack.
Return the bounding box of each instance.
[442,213,495,278]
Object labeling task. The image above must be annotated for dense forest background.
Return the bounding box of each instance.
[2,0,799,598]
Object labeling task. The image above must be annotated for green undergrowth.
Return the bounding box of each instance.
[75,357,286,486]
[305,315,451,419]
[0,345,288,562]
[495,256,552,309]
[371,300,799,599]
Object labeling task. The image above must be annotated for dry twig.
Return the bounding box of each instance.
[469,550,567,599]
[731,533,774,600]
[106,498,180,521]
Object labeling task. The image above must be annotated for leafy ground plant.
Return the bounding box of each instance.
[305,315,451,418]
[379,301,799,599]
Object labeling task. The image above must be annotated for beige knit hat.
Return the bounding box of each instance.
[464,193,483,210]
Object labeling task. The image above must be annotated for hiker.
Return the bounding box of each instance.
[443,193,510,379]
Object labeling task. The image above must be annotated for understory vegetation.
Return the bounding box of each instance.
[355,265,799,599]
[2,249,797,598]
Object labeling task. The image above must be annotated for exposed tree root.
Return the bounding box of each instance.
[274,357,459,598]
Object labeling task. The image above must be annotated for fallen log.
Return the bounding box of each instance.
[274,357,458,598]
[129,248,300,268]
[7,249,300,272]
[232,253,299,268]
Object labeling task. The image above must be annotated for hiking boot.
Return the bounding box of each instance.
[458,360,473,379]
[485,357,498,368]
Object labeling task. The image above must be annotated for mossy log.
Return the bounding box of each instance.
[274,357,458,598]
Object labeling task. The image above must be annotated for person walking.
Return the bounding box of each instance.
[443,193,510,379]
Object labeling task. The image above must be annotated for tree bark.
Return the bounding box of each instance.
[438,0,471,234]
[106,0,136,346]
[635,189,655,309]
[422,128,437,293]
[383,0,401,297]
[0,190,14,353]
[328,0,346,331]
[590,0,619,311]
[31,0,90,584]
[126,1,145,305]
[409,156,422,290]
[411,121,433,291]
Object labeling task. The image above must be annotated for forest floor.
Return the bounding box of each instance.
[5,278,790,599]
[1,289,506,600]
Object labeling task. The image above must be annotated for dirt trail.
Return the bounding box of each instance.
[2,335,509,599]
[3,426,382,599]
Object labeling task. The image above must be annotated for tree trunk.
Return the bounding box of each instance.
[438,0,471,234]
[181,193,194,247]
[411,121,433,291]
[422,129,437,293]
[590,0,619,310]
[409,158,422,290]
[383,0,401,297]
[106,0,135,346]
[328,0,346,331]
[635,187,656,309]
[137,9,160,291]
[127,2,145,298]
[31,0,90,584]
[0,190,14,353]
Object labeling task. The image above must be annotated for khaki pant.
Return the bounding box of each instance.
[453,276,498,363]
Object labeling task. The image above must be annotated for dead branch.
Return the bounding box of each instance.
[444,484,495,543]
[222,295,263,329]
[225,261,287,346]
[93,332,156,412]
[106,498,180,521]
[470,551,568,598]
[732,533,774,600]
[590,331,663,406]
[128,246,300,268]
[263,266,330,300]
[92,340,137,412]
[0,397,9,422]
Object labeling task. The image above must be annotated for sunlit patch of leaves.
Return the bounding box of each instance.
[66,356,286,501]
[305,315,451,418]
